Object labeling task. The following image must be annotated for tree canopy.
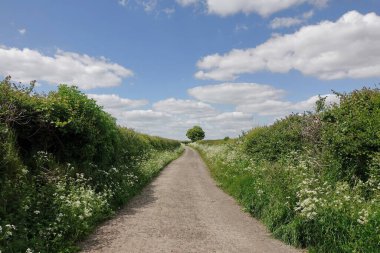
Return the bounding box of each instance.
[186,125,205,142]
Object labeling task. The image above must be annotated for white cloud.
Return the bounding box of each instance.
[237,100,291,116]
[292,93,339,110]
[176,0,326,17]
[184,0,327,17]
[119,109,253,140]
[120,109,188,139]
[176,0,199,7]
[18,28,26,35]
[87,84,338,140]
[196,11,380,81]
[77,96,211,139]
[270,17,304,29]
[122,110,171,122]
[237,93,339,116]
[0,46,133,89]
[87,94,148,110]
[189,83,338,116]
[236,93,338,116]
[100,97,254,140]
[153,98,216,117]
[203,112,253,138]
[188,83,285,104]
[303,10,314,19]
[270,10,314,29]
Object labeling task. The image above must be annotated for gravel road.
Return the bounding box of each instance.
[80,147,301,253]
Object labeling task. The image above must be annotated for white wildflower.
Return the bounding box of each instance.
[357,209,369,225]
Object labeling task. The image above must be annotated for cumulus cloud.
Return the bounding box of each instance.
[188,83,285,105]
[153,98,216,117]
[203,112,253,137]
[119,110,175,137]
[196,11,380,81]
[87,94,148,110]
[236,94,338,116]
[151,99,253,138]
[87,84,338,139]
[270,10,314,29]
[270,17,304,29]
[97,96,253,140]
[120,109,253,139]
[188,83,338,116]
[177,0,326,17]
[0,46,133,89]
[303,10,314,19]
[176,0,199,7]
[122,110,171,122]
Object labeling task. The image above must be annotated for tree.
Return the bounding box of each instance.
[186,125,205,142]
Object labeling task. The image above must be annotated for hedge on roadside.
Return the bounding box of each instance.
[0,77,182,253]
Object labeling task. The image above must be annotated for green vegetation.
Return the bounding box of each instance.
[186,125,205,142]
[191,87,380,253]
[0,77,183,253]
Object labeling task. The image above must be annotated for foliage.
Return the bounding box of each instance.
[244,114,309,162]
[0,77,183,253]
[321,88,380,181]
[191,87,380,253]
[186,125,205,142]
[193,141,380,253]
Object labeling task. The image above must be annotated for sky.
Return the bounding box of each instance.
[0,0,379,140]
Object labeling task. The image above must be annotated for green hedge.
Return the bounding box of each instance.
[0,77,181,252]
[193,86,380,253]
[244,87,380,184]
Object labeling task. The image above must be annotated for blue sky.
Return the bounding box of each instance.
[1,0,379,139]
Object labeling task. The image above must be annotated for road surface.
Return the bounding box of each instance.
[80,147,301,253]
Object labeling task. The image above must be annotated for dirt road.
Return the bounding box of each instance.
[80,147,301,253]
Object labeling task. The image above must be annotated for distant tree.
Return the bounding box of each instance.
[186,125,205,142]
[224,136,230,141]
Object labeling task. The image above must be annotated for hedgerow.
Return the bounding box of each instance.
[0,77,182,253]
[192,87,380,253]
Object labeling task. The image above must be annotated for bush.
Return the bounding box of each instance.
[321,88,380,181]
[192,87,380,253]
[244,114,304,161]
[0,77,182,253]
[193,141,380,253]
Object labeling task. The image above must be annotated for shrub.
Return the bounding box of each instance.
[244,114,304,161]
[0,78,182,253]
[321,88,380,182]
[192,86,380,253]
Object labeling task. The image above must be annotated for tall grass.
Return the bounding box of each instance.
[0,77,183,253]
[192,87,380,253]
